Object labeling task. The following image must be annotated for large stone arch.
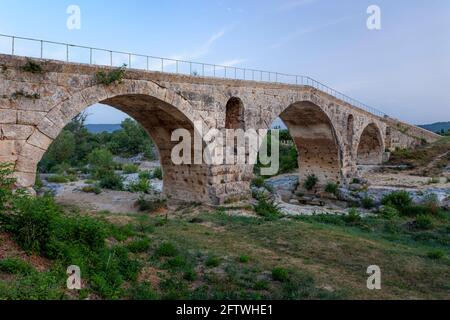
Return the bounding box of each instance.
[356,122,384,165]
[258,96,343,191]
[14,80,212,202]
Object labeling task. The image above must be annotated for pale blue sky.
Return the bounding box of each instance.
[0,0,448,124]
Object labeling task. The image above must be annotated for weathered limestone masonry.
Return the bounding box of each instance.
[0,54,440,204]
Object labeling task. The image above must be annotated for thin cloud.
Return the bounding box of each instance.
[269,17,347,49]
[218,59,246,67]
[278,0,318,12]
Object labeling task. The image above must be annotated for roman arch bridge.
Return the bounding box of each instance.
[0,36,439,205]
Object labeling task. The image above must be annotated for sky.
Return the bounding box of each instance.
[0,0,448,125]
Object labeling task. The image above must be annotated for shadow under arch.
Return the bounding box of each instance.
[356,123,384,165]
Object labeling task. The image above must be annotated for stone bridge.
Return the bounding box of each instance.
[0,54,440,204]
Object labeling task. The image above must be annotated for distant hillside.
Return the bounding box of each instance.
[86,124,121,133]
[419,122,450,134]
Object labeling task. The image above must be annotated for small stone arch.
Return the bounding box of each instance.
[356,123,384,165]
[225,97,245,129]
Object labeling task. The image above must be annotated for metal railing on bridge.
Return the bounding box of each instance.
[0,33,387,118]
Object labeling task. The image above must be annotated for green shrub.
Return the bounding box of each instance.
[379,205,399,220]
[81,185,102,194]
[381,191,412,214]
[136,196,166,212]
[415,215,434,230]
[304,174,318,191]
[129,282,157,300]
[99,171,123,190]
[253,193,281,221]
[254,280,269,290]
[205,255,221,268]
[272,267,289,282]
[47,175,72,183]
[239,255,250,263]
[402,205,430,217]
[87,148,114,176]
[427,250,445,260]
[152,167,163,180]
[127,238,150,253]
[167,256,187,268]
[96,64,127,85]
[0,258,35,275]
[122,163,139,174]
[21,59,43,74]
[252,176,265,188]
[343,208,362,225]
[128,178,151,194]
[325,182,338,195]
[183,268,197,281]
[139,170,152,180]
[362,196,375,209]
[1,195,60,255]
[156,242,178,257]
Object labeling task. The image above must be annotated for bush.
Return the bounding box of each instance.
[402,205,430,217]
[343,208,362,225]
[139,170,152,180]
[156,242,178,257]
[415,215,434,230]
[96,64,126,85]
[128,178,151,194]
[167,256,187,268]
[183,268,197,281]
[81,185,102,194]
[379,206,399,220]
[362,196,375,209]
[127,238,150,253]
[129,282,157,300]
[152,167,163,180]
[47,174,76,184]
[251,176,265,188]
[136,196,166,212]
[325,182,338,195]
[239,255,250,263]
[304,174,318,191]
[87,148,114,177]
[0,258,35,275]
[98,171,123,191]
[122,163,139,174]
[381,191,412,214]
[205,255,221,268]
[21,59,43,74]
[272,267,289,282]
[253,193,281,221]
[1,195,60,255]
[427,250,445,260]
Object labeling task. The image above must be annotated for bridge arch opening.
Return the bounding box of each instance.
[225,97,245,129]
[356,123,384,165]
[255,101,341,193]
[22,92,211,205]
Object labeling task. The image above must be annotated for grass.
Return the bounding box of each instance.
[1,193,449,299]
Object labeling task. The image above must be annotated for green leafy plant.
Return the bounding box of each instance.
[381,191,412,215]
[152,167,163,180]
[122,163,139,174]
[427,250,445,260]
[127,238,151,253]
[81,185,102,194]
[98,171,123,190]
[361,195,375,209]
[96,64,127,85]
[325,182,339,195]
[343,208,362,226]
[136,196,166,212]
[379,205,399,220]
[21,59,44,74]
[272,267,289,282]
[253,193,281,221]
[156,242,178,257]
[415,215,434,230]
[304,174,318,191]
[0,258,35,275]
[205,255,221,268]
